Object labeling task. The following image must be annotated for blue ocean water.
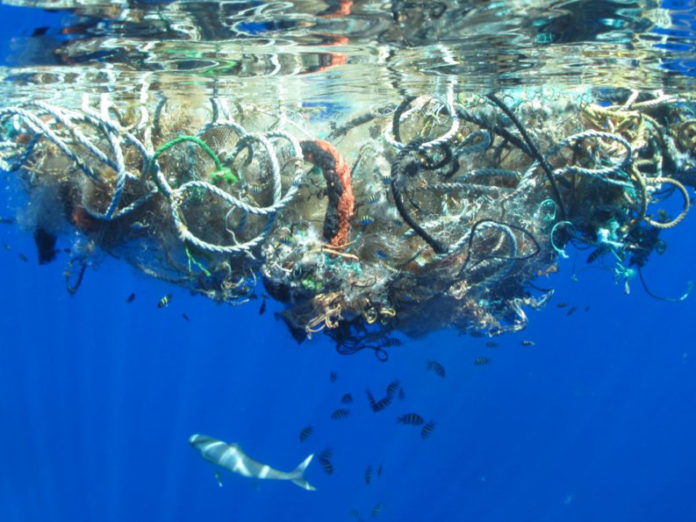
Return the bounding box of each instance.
[2,4,696,522]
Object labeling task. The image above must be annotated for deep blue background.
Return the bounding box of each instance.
[1,4,696,521]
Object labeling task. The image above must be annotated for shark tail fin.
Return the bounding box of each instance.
[290,453,316,491]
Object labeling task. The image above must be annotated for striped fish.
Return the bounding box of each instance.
[157,294,172,308]
[386,380,401,397]
[318,449,334,475]
[299,425,314,443]
[331,408,350,420]
[366,389,392,412]
[397,413,425,426]
[371,502,383,518]
[421,421,436,440]
[427,360,446,378]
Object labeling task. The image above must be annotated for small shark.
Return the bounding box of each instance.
[189,434,316,491]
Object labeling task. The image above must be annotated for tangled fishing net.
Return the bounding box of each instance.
[1,87,694,357]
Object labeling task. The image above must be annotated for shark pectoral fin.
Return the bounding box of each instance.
[215,469,223,488]
[290,454,316,491]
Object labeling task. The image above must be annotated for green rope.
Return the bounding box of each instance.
[149,135,238,187]
[186,247,212,278]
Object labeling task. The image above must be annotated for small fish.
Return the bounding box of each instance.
[375,397,392,411]
[157,294,172,308]
[126,293,136,303]
[367,388,392,412]
[366,389,377,409]
[521,340,536,347]
[278,235,295,247]
[18,253,28,262]
[377,463,383,476]
[371,502,383,518]
[360,215,375,227]
[474,356,491,366]
[367,193,380,205]
[567,306,577,316]
[386,380,401,397]
[214,469,223,488]
[397,413,424,425]
[259,298,266,315]
[0,217,14,225]
[556,302,568,308]
[398,388,405,401]
[427,360,446,378]
[364,465,372,485]
[485,341,499,348]
[318,449,334,475]
[330,371,337,383]
[299,425,314,443]
[3,243,10,250]
[181,313,190,322]
[341,393,353,404]
[330,408,350,420]
[421,421,436,440]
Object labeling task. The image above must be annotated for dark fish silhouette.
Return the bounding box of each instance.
[371,502,383,518]
[427,360,446,378]
[364,465,372,485]
[299,425,314,443]
[474,356,490,366]
[331,408,350,420]
[181,313,190,322]
[366,389,392,412]
[485,341,498,348]
[330,371,337,383]
[397,413,424,425]
[259,298,266,315]
[398,388,405,401]
[377,463,383,476]
[567,306,577,316]
[366,389,377,409]
[318,449,334,475]
[18,252,28,262]
[374,397,392,411]
[0,217,15,224]
[421,421,436,440]
[341,393,353,404]
[556,302,568,308]
[126,293,136,303]
[386,380,401,397]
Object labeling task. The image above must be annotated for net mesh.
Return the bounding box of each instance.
[1,87,694,357]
